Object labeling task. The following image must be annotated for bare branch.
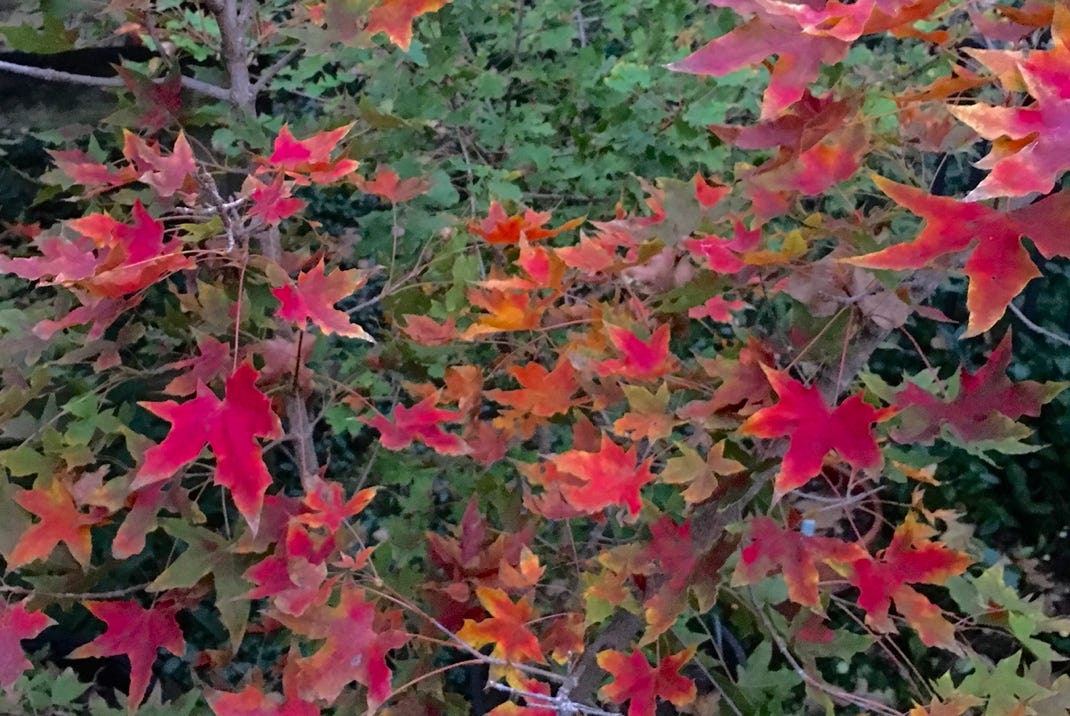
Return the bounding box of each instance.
[252,47,303,93]
[1009,300,1070,348]
[0,59,231,102]
[0,583,151,600]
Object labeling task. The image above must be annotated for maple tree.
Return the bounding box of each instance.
[0,0,1069,715]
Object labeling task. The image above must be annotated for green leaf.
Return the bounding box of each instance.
[150,520,255,651]
[50,668,91,705]
[0,446,52,477]
[0,14,77,53]
[956,652,1051,716]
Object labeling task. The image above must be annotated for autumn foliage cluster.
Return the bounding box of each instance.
[1,1,1069,715]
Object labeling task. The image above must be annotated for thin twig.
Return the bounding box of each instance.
[252,47,303,93]
[0,583,151,600]
[1008,301,1070,348]
[0,59,231,101]
[752,602,901,716]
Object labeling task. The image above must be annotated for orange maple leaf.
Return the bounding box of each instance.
[366,0,452,51]
[457,586,544,671]
[297,482,377,531]
[353,165,431,203]
[549,433,655,518]
[462,287,546,338]
[597,648,697,716]
[740,365,896,497]
[469,201,584,245]
[486,358,580,418]
[8,479,103,569]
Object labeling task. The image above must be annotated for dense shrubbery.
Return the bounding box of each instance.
[1,1,1069,715]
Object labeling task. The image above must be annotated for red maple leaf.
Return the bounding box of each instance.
[272,259,373,341]
[111,482,171,560]
[353,165,432,203]
[744,123,868,221]
[163,335,231,396]
[892,332,1065,445]
[671,16,845,120]
[670,1,941,118]
[845,176,1070,336]
[365,0,452,51]
[133,363,283,533]
[363,393,469,455]
[643,516,698,593]
[121,130,197,198]
[0,202,190,299]
[739,365,896,497]
[0,600,55,689]
[8,479,102,569]
[683,222,759,274]
[849,513,971,648]
[596,648,697,716]
[245,175,306,226]
[592,324,675,382]
[270,585,408,708]
[469,201,584,245]
[732,516,866,606]
[49,148,137,194]
[114,67,182,132]
[207,647,318,716]
[70,600,186,710]
[949,4,1070,199]
[709,91,856,154]
[549,433,655,517]
[457,586,544,667]
[261,124,358,184]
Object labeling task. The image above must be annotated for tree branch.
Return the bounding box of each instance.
[204,0,254,111]
[0,59,231,102]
